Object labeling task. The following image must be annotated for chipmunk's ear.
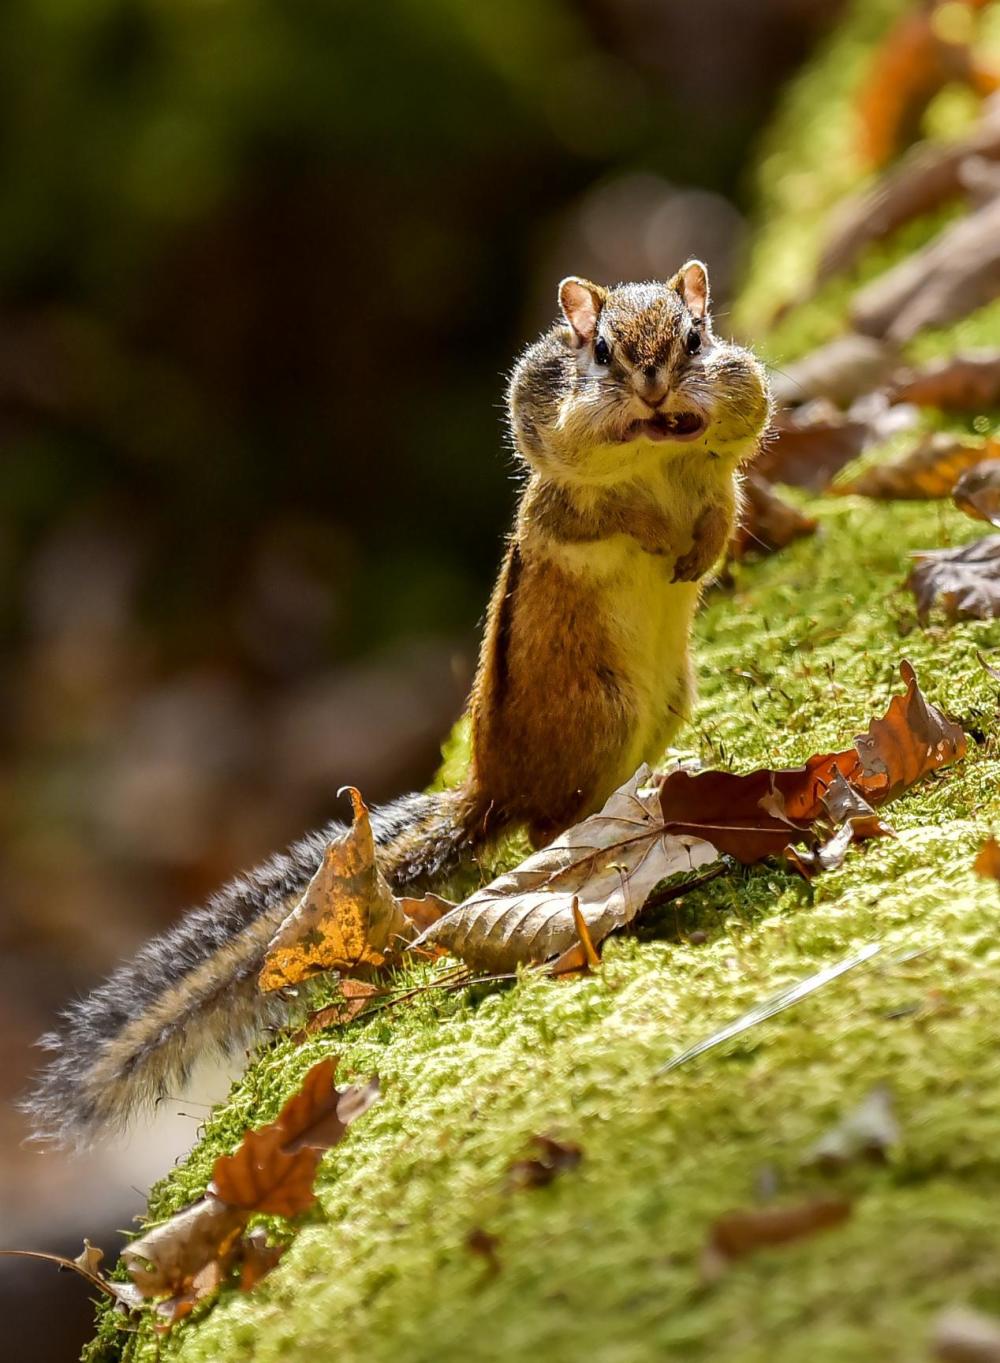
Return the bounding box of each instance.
[559,277,607,346]
[671,260,710,319]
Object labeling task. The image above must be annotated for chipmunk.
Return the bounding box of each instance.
[25,261,770,1145]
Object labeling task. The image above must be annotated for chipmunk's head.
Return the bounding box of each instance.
[509,262,770,484]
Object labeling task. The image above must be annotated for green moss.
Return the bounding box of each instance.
[93,491,1000,1363]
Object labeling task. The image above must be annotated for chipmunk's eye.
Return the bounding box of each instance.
[593,336,611,365]
[685,327,702,356]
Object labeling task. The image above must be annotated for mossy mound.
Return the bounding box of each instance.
[90,3,1000,1359]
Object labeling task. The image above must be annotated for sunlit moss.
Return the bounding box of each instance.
[87,488,1000,1363]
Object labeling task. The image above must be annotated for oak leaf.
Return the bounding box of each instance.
[259,788,411,991]
[410,767,719,972]
[835,434,994,500]
[211,1058,379,1214]
[907,534,1000,621]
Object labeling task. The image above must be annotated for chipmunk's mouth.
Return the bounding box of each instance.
[622,411,706,443]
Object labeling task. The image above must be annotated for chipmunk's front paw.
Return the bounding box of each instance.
[671,501,731,583]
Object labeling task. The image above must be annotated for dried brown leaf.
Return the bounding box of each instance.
[835,433,994,499]
[211,1059,379,1214]
[769,335,897,409]
[238,1229,286,1293]
[411,767,719,972]
[659,661,963,858]
[0,1245,141,1311]
[507,1135,583,1191]
[852,196,1000,343]
[887,350,1000,410]
[122,1197,247,1299]
[954,460,1000,526]
[294,980,385,1041]
[702,1196,851,1281]
[820,103,1000,281]
[908,534,1000,621]
[754,404,870,490]
[730,471,817,559]
[932,1306,1000,1362]
[259,788,411,991]
[466,1227,501,1274]
[803,1085,900,1171]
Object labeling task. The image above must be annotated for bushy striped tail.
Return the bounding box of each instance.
[23,789,479,1147]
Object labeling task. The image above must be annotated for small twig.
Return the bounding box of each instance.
[642,859,730,914]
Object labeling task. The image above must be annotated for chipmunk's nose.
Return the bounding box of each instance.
[636,366,668,408]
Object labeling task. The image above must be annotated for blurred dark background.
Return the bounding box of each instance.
[0,1,841,1357]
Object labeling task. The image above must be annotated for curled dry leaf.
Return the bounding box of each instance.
[0,1245,144,1313]
[887,350,1000,410]
[507,1134,583,1191]
[932,1306,1000,1362]
[122,1197,246,1301]
[754,403,871,491]
[411,767,719,972]
[908,534,1000,621]
[851,196,1000,343]
[259,788,411,992]
[730,471,817,560]
[834,434,995,500]
[701,1196,851,1282]
[803,1085,900,1171]
[954,460,1000,526]
[239,1230,287,1293]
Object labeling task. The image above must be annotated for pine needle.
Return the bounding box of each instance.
[657,942,883,1075]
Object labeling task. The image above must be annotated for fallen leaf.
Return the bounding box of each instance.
[907,534,1000,621]
[122,1059,378,1315]
[974,834,1000,879]
[821,769,894,839]
[835,433,994,499]
[122,1196,247,1300]
[932,1306,1000,1361]
[701,1196,851,1282]
[239,1230,287,1292]
[294,980,386,1041]
[768,334,897,409]
[852,196,1000,343]
[819,105,1000,281]
[803,1085,900,1171]
[953,460,1000,526]
[785,822,861,878]
[507,1135,582,1190]
[411,767,719,972]
[856,5,999,170]
[754,403,871,490]
[259,788,411,991]
[730,471,818,559]
[211,1059,380,1213]
[887,350,1000,410]
[466,1227,501,1274]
